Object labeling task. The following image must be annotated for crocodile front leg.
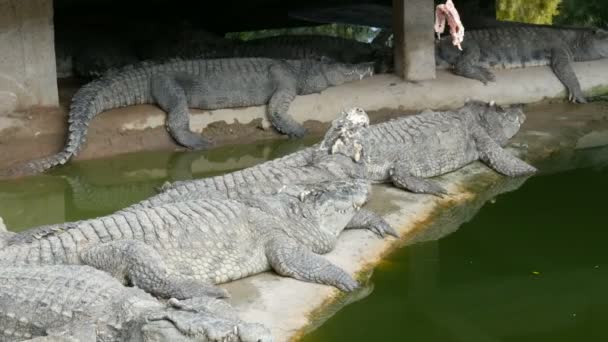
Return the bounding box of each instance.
[267,64,307,138]
[346,209,398,238]
[265,236,358,291]
[80,240,228,299]
[550,48,587,103]
[150,74,213,150]
[453,43,495,84]
[473,130,537,177]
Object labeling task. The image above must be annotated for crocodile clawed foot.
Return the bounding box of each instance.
[174,132,213,150]
[368,220,399,238]
[426,185,449,198]
[569,92,587,104]
[336,274,360,292]
[285,125,307,139]
[478,68,496,85]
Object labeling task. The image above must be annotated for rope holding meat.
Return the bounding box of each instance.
[435,0,465,50]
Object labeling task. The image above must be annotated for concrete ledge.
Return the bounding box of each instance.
[126,59,608,132]
[218,103,608,341]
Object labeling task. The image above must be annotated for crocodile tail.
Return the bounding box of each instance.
[1,68,150,178]
[0,80,108,177]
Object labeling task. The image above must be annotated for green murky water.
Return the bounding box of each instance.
[0,137,318,231]
[304,150,608,342]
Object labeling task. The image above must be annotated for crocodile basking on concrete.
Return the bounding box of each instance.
[156,101,536,204]
[1,57,374,178]
[0,265,271,342]
[0,179,393,300]
[436,26,608,102]
[61,31,390,78]
[227,34,392,73]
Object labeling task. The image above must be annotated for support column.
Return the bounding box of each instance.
[0,0,58,114]
[392,0,436,81]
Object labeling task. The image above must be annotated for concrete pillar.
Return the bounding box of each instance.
[0,0,58,114]
[392,0,436,81]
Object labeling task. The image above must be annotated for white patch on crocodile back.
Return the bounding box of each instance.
[353,142,362,162]
[344,107,369,126]
[331,138,346,155]
[331,137,363,162]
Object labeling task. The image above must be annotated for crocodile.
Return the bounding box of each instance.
[155,101,536,204]
[56,25,230,78]
[1,57,374,178]
[60,31,390,78]
[0,179,394,300]
[0,265,271,342]
[227,35,392,73]
[436,26,608,102]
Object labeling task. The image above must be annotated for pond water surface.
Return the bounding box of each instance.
[303,151,608,342]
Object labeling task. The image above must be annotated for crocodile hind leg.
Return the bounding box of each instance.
[267,63,307,138]
[453,43,496,84]
[346,209,398,238]
[473,129,537,176]
[550,48,587,103]
[80,240,228,299]
[150,74,213,150]
[265,236,358,291]
[389,166,448,197]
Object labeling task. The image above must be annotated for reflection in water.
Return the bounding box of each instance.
[0,137,316,231]
[304,147,608,342]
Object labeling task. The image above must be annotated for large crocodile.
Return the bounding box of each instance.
[227,35,392,73]
[153,101,536,206]
[60,31,390,78]
[0,265,271,342]
[1,57,374,178]
[436,26,608,102]
[0,179,393,299]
